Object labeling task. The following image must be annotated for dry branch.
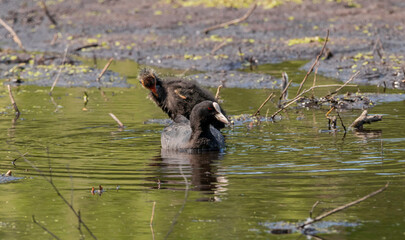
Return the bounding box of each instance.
[50,45,69,95]
[7,85,20,118]
[350,110,383,130]
[211,40,229,55]
[298,182,389,229]
[279,72,292,101]
[96,58,114,83]
[270,84,357,119]
[324,71,360,99]
[150,201,156,240]
[203,1,257,34]
[253,92,274,117]
[215,85,223,100]
[0,17,25,50]
[296,30,329,95]
[109,113,124,128]
[40,0,58,26]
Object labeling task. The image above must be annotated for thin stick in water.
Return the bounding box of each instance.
[253,92,274,117]
[298,182,389,229]
[7,85,20,118]
[50,45,69,95]
[296,30,329,95]
[96,58,114,83]
[109,113,124,128]
[150,201,156,240]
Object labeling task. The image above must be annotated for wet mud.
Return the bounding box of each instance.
[1,0,405,89]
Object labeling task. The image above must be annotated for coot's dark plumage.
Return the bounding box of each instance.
[139,68,227,129]
[161,101,229,151]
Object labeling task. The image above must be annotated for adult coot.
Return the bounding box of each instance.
[139,68,227,129]
[161,101,229,151]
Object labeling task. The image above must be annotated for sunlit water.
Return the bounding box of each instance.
[1,59,405,240]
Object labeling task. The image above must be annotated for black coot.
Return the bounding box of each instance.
[139,68,227,129]
[161,101,229,151]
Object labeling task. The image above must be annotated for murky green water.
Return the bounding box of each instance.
[1,59,405,240]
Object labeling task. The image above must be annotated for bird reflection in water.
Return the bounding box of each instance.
[148,150,228,202]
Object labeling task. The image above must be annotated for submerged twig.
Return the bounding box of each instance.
[296,30,329,95]
[203,1,257,34]
[32,215,61,240]
[150,202,156,240]
[109,113,124,128]
[253,92,274,117]
[0,17,25,50]
[298,182,389,229]
[350,110,383,130]
[309,201,320,219]
[7,85,20,118]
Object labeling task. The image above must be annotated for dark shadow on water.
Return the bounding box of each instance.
[148,150,228,200]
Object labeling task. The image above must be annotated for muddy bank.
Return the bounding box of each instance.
[1,0,405,88]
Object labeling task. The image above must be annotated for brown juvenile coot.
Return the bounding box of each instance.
[139,68,227,129]
[161,101,229,151]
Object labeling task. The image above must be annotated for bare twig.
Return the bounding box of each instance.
[96,58,114,102]
[309,201,320,219]
[279,72,292,102]
[50,45,69,95]
[336,111,346,132]
[325,71,360,99]
[271,84,357,119]
[74,44,99,52]
[32,215,61,240]
[215,85,223,100]
[296,30,329,95]
[109,113,124,128]
[96,58,114,83]
[7,85,20,118]
[298,182,389,229]
[150,201,156,240]
[253,92,274,117]
[40,0,58,26]
[350,110,383,130]
[211,40,229,55]
[0,17,25,50]
[203,1,257,34]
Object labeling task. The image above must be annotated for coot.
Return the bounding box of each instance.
[161,101,229,151]
[139,68,227,129]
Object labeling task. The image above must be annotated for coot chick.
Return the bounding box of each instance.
[139,68,227,130]
[161,101,229,151]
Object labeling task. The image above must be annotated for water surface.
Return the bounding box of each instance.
[0,60,404,239]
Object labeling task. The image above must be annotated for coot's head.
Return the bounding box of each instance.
[139,68,158,96]
[191,101,229,127]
